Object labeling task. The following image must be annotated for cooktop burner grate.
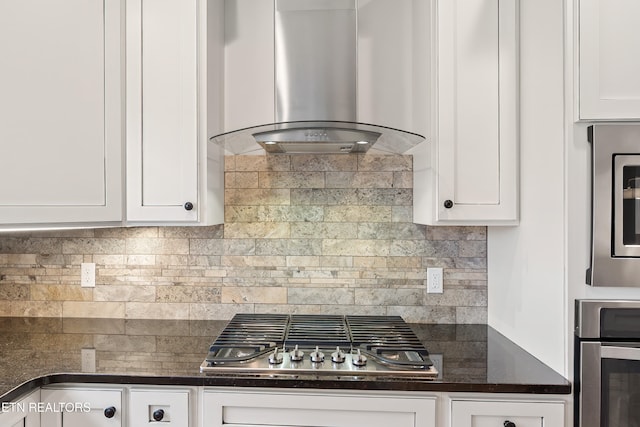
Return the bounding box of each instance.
[211,313,288,345]
[347,315,427,352]
[284,315,351,348]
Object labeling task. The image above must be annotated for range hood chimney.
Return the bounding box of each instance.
[210,0,426,155]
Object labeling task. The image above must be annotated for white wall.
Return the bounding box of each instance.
[487,0,567,376]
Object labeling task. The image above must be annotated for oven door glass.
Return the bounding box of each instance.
[614,155,640,257]
[601,346,640,427]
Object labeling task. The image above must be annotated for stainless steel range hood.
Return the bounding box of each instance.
[209,0,426,155]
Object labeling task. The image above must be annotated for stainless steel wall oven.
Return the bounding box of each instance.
[588,124,640,287]
[575,300,640,427]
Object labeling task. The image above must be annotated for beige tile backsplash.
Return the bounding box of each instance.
[0,154,487,323]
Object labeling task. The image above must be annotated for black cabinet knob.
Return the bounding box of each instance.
[184,202,194,211]
[104,406,116,418]
[153,409,165,421]
[504,421,516,427]
[444,199,454,209]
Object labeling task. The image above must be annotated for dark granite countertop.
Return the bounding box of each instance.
[0,318,570,403]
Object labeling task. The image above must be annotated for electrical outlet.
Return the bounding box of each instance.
[81,348,96,372]
[80,262,96,287]
[426,268,443,293]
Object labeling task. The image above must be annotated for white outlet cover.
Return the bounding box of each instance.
[426,267,443,293]
[81,348,96,372]
[81,262,96,287]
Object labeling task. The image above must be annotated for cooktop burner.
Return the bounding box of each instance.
[200,314,438,379]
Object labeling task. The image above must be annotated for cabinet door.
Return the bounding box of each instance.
[451,399,565,427]
[579,0,640,119]
[429,0,518,225]
[126,0,199,223]
[203,389,436,427]
[0,0,122,226]
[41,388,122,427]
[0,389,40,427]
[129,389,190,427]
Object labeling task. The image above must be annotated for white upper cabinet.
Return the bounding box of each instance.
[126,0,200,223]
[126,0,224,225]
[0,0,224,228]
[0,0,123,227]
[579,0,640,120]
[414,0,519,225]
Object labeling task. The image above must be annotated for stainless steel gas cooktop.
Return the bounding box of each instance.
[200,314,438,379]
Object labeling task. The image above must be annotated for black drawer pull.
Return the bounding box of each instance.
[153,409,165,421]
[104,406,116,418]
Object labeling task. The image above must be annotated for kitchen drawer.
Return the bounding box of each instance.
[450,399,565,427]
[129,388,190,427]
[203,389,436,427]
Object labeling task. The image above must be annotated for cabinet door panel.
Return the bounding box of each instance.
[126,0,199,222]
[431,0,518,224]
[41,388,122,427]
[0,389,40,427]
[439,0,500,205]
[0,0,122,225]
[579,0,640,119]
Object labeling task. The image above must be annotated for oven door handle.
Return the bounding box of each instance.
[601,345,640,361]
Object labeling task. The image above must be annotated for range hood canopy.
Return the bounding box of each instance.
[211,120,425,155]
[209,0,426,155]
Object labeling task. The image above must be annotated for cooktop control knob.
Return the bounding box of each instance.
[352,349,367,366]
[331,346,346,363]
[268,348,283,365]
[290,345,304,362]
[310,346,325,363]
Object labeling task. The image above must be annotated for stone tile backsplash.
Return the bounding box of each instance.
[0,154,487,323]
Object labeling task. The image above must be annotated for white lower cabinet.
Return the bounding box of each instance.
[129,388,191,427]
[38,385,194,427]
[9,385,569,427]
[202,389,437,427]
[0,389,40,427]
[40,387,122,427]
[449,398,566,427]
